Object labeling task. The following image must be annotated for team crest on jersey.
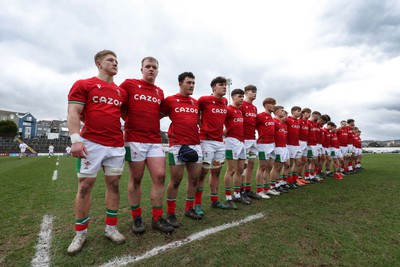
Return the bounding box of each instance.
[97,84,101,89]
[138,85,142,88]
[117,89,121,96]
[213,101,215,104]
[155,89,159,95]
[191,99,194,105]
[177,99,180,102]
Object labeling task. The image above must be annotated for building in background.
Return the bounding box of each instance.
[48,120,69,140]
[0,109,37,138]
[36,120,52,138]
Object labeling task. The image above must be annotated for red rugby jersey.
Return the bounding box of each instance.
[337,127,348,146]
[68,77,127,147]
[120,79,164,143]
[225,105,244,142]
[316,124,323,145]
[322,128,331,148]
[353,135,362,148]
[347,126,355,145]
[273,118,287,147]
[299,118,309,142]
[307,120,318,146]
[160,93,200,146]
[240,101,257,140]
[286,116,300,146]
[256,112,275,144]
[198,95,228,142]
[330,132,339,148]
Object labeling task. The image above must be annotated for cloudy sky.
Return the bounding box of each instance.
[1,0,399,141]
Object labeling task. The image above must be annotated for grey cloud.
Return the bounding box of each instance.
[321,0,400,56]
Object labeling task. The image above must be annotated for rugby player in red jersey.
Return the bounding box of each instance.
[315,114,330,180]
[306,111,322,183]
[353,127,363,172]
[223,88,250,210]
[284,106,303,188]
[194,77,229,214]
[240,85,262,200]
[337,120,349,174]
[327,122,344,180]
[67,50,127,255]
[298,108,311,184]
[194,76,228,215]
[255,97,279,198]
[346,119,356,174]
[120,57,174,234]
[322,122,333,177]
[160,72,203,227]
[270,106,289,194]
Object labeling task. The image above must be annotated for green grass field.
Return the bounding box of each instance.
[0,154,399,266]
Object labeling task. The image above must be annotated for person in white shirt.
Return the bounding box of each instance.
[48,145,54,158]
[65,146,72,157]
[19,142,27,159]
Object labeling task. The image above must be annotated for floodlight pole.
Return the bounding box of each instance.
[226,78,232,105]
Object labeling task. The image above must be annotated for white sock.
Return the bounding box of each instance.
[77,229,88,235]
[105,225,115,232]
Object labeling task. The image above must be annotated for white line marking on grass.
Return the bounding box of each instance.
[100,212,264,267]
[56,161,59,166]
[52,170,58,181]
[31,215,53,267]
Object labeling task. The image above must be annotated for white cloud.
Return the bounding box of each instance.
[0,0,399,140]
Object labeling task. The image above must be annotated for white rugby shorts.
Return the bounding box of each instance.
[257,143,275,160]
[168,144,203,165]
[339,146,349,157]
[225,137,246,160]
[299,140,308,157]
[274,146,289,163]
[287,145,302,159]
[244,139,258,160]
[77,138,125,178]
[307,145,318,159]
[201,140,225,169]
[125,142,165,162]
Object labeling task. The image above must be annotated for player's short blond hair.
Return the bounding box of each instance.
[94,50,116,64]
[141,56,159,67]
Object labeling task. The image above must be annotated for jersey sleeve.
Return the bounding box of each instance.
[160,96,171,117]
[68,80,87,105]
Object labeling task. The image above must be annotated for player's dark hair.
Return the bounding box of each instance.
[347,119,355,124]
[301,107,311,114]
[327,121,336,127]
[244,85,257,92]
[178,72,195,83]
[262,97,276,107]
[231,88,244,97]
[291,106,301,112]
[321,114,331,122]
[274,105,284,113]
[210,76,227,87]
[312,111,321,117]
